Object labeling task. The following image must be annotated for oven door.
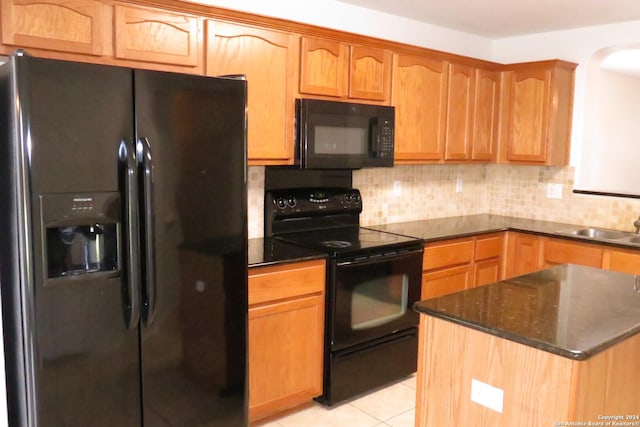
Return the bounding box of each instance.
[330,247,423,351]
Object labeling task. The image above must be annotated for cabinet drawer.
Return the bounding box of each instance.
[249,260,325,305]
[603,249,640,275]
[543,238,603,267]
[475,234,503,260]
[423,239,474,271]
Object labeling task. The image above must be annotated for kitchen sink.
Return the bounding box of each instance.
[564,228,630,240]
[555,227,640,245]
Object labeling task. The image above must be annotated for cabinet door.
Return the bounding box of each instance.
[505,67,551,162]
[299,36,348,98]
[474,259,500,287]
[392,54,447,162]
[113,4,201,67]
[471,68,499,161]
[504,232,541,278]
[1,0,104,55]
[248,294,324,421]
[206,20,296,164]
[349,45,392,102]
[444,63,474,161]
[603,249,640,275]
[422,265,472,299]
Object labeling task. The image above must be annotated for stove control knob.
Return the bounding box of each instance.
[344,194,353,203]
[276,197,287,209]
[287,196,297,208]
[352,193,361,204]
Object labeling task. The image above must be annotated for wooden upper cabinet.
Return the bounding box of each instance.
[444,62,475,161]
[299,36,348,97]
[349,45,392,102]
[501,60,576,165]
[299,37,391,103]
[1,0,104,55]
[113,3,201,67]
[206,20,296,164]
[392,53,447,163]
[471,68,500,161]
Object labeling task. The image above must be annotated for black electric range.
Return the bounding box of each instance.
[265,186,424,406]
[264,187,422,256]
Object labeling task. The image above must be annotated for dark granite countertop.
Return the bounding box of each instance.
[248,237,326,268]
[414,264,640,360]
[367,214,600,243]
[250,214,640,267]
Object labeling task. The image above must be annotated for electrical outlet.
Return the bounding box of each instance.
[393,181,402,197]
[471,379,504,413]
[455,177,463,193]
[546,183,563,199]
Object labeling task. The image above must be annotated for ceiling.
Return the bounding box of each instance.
[337,0,640,38]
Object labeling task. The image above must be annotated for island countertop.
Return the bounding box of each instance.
[414,263,640,360]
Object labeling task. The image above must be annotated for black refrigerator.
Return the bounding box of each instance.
[0,54,248,426]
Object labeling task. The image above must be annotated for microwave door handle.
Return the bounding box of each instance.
[369,118,380,157]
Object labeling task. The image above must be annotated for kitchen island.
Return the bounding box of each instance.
[413,264,640,426]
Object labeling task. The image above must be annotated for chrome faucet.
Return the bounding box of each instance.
[635,216,640,233]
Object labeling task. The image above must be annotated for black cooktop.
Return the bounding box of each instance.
[276,226,422,257]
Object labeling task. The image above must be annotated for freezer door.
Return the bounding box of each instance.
[134,70,248,426]
[2,56,142,426]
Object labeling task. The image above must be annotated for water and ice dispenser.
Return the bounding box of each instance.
[41,193,120,280]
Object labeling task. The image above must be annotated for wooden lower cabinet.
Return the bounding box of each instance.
[474,258,500,287]
[603,248,640,275]
[422,234,504,298]
[542,238,603,268]
[422,264,472,299]
[248,260,325,422]
[504,232,542,278]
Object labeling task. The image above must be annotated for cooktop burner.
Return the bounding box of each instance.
[277,226,422,257]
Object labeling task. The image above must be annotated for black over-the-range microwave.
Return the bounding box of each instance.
[295,98,395,169]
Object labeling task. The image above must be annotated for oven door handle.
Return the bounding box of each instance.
[336,247,423,267]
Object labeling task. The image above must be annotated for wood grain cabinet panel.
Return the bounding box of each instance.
[299,36,348,97]
[501,60,576,166]
[542,238,603,268]
[206,20,297,164]
[444,62,475,161]
[113,4,201,67]
[248,294,324,422]
[392,53,447,163]
[248,259,325,422]
[423,238,474,270]
[422,265,472,299]
[602,248,640,275]
[1,0,104,55]
[349,44,392,101]
[504,232,542,279]
[299,37,391,103]
[471,68,500,161]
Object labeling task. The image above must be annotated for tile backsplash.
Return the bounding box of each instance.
[247,164,640,239]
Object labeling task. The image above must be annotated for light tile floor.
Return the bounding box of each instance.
[255,375,416,427]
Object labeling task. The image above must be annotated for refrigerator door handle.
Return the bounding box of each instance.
[118,139,141,329]
[137,138,156,327]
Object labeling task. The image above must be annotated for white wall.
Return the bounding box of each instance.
[190,0,494,59]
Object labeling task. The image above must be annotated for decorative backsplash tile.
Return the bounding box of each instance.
[247,164,640,239]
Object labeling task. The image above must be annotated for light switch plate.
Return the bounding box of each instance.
[471,378,504,413]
